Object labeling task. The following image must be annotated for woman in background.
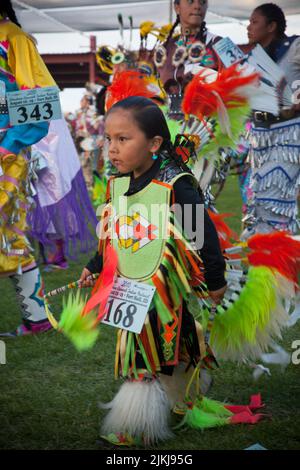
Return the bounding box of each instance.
[0,1,56,336]
[243,3,300,237]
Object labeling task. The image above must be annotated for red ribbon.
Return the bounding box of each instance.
[83,244,118,321]
[225,394,269,425]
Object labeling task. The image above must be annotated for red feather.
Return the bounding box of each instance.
[208,210,238,252]
[83,244,118,321]
[247,231,300,284]
[182,64,259,119]
[106,70,155,110]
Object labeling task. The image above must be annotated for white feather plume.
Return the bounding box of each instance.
[100,379,173,445]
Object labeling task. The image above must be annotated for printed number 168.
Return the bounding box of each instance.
[104,299,137,328]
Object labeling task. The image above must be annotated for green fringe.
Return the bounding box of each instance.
[135,334,153,374]
[131,334,138,379]
[187,295,209,330]
[163,259,186,302]
[123,331,132,377]
[166,265,184,307]
[167,237,191,280]
[58,291,99,352]
[149,216,203,325]
[153,292,174,324]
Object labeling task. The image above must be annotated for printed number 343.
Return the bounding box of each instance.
[16,103,53,123]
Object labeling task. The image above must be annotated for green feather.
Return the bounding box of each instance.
[92,173,107,206]
[201,396,233,418]
[166,118,182,144]
[176,398,230,430]
[211,266,278,360]
[153,292,173,324]
[58,291,99,352]
[198,104,251,159]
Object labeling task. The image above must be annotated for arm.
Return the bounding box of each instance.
[79,251,103,288]
[173,175,227,299]
[86,251,103,274]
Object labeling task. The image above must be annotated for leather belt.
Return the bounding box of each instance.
[252,109,300,128]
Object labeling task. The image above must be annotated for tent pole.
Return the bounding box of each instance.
[89,35,96,84]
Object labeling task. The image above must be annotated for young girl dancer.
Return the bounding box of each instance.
[80,96,227,445]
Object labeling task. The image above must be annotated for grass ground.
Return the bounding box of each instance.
[0,175,299,450]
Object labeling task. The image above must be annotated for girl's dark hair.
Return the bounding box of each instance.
[254,3,286,39]
[107,96,171,142]
[0,0,21,27]
[107,96,192,174]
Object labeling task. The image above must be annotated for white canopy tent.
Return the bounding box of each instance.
[10,1,299,111]
[11,1,300,34]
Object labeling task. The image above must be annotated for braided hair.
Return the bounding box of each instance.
[0,0,22,27]
[161,138,194,175]
[165,14,180,47]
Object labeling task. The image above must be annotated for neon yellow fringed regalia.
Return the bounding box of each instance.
[98,160,207,380]
[0,17,56,276]
[95,161,299,380]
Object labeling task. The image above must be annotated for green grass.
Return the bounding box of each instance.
[0,175,299,450]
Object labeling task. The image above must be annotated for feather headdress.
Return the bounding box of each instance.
[106,70,165,110]
[247,231,300,285]
[182,64,259,137]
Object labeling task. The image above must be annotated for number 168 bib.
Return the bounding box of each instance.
[101,277,156,334]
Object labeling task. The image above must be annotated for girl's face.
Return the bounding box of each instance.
[247,10,277,46]
[175,0,208,30]
[104,109,163,177]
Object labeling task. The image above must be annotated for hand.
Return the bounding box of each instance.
[79,268,96,288]
[208,285,227,305]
